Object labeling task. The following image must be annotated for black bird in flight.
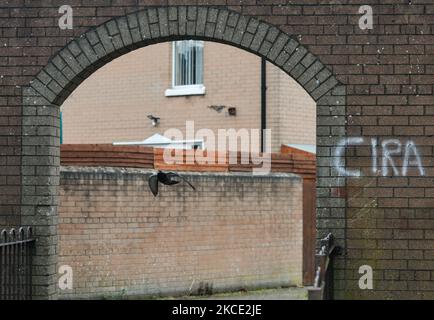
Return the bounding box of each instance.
[148,171,196,197]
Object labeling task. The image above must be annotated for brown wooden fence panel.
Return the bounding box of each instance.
[61,144,316,176]
[61,144,154,168]
[154,148,228,172]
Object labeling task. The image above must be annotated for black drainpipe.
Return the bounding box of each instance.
[261,57,267,153]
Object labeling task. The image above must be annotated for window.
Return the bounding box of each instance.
[165,40,206,97]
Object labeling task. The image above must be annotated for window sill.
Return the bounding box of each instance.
[165,85,206,97]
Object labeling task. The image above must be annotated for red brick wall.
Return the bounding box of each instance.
[58,166,303,298]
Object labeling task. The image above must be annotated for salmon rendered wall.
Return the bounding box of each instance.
[60,41,316,152]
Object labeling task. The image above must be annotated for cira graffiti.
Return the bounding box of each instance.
[334,137,425,177]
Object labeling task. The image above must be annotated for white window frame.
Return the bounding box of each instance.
[165,41,206,97]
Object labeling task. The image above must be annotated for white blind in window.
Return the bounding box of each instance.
[173,40,204,87]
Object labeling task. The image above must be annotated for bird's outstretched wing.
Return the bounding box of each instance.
[183,178,196,191]
[167,172,196,191]
[148,173,159,197]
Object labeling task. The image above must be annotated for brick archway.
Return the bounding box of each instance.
[21,6,346,298]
